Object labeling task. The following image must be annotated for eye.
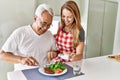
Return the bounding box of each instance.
[42,22,47,26]
[47,23,52,27]
[62,15,65,18]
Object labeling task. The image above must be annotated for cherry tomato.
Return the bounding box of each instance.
[55,69,63,74]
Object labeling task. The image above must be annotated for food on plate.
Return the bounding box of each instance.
[108,55,120,59]
[108,56,115,58]
[108,55,120,62]
[54,69,63,74]
[44,67,54,74]
[44,61,66,74]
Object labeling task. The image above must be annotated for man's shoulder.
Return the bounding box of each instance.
[14,25,30,33]
[16,25,30,30]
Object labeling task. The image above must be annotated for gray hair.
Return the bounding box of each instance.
[35,4,54,18]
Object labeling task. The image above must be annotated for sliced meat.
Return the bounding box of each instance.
[44,68,54,74]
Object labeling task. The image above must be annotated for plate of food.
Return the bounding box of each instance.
[38,61,67,76]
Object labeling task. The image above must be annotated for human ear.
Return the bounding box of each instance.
[34,15,37,22]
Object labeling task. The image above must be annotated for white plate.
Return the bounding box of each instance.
[38,67,67,76]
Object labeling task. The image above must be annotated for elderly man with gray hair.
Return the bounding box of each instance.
[0,4,58,71]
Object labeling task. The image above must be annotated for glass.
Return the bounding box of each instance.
[37,18,52,29]
[40,21,52,29]
[71,60,82,75]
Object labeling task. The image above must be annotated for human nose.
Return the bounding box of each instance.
[42,25,49,30]
[64,17,68,22]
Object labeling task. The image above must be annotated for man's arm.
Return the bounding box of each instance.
[0,50,39,66]
[47,50,59,62]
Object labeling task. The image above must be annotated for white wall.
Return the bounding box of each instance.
[0,0,35,48]
[0,0,36,80]
[113,1,120,54]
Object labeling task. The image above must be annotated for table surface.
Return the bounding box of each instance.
[7,55,120,80]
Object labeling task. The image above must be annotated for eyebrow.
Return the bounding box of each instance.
[62,14,73,17]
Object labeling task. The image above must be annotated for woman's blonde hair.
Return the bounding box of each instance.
[61,0,82,47]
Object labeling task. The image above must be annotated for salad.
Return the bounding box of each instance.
[44,61,66,74]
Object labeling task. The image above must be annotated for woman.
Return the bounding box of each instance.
[55,1,85,62]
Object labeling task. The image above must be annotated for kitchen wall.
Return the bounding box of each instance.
[113,1,120,54]
[0,0,36,80]
[85,0,119,58]
[0,0,35,48]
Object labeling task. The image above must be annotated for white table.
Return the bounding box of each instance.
[7,55,120,80]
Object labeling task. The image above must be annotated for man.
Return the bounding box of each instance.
[0,4,58,70]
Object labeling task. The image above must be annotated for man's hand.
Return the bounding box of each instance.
[47,51,58,62]
[20,56,39,66]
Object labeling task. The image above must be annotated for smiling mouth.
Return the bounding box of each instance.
[65,21,70,24]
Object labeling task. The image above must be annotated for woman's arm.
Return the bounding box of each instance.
[71,42,84,61]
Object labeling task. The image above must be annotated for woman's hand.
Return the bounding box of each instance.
[70,53,83,61]
[20,56,39,66]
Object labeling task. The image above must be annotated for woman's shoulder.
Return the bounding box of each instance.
[80,27,85,34]
[80,27,84,31]
[79,27,85,42]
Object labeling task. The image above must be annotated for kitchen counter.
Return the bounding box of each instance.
[7,55,120,80]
